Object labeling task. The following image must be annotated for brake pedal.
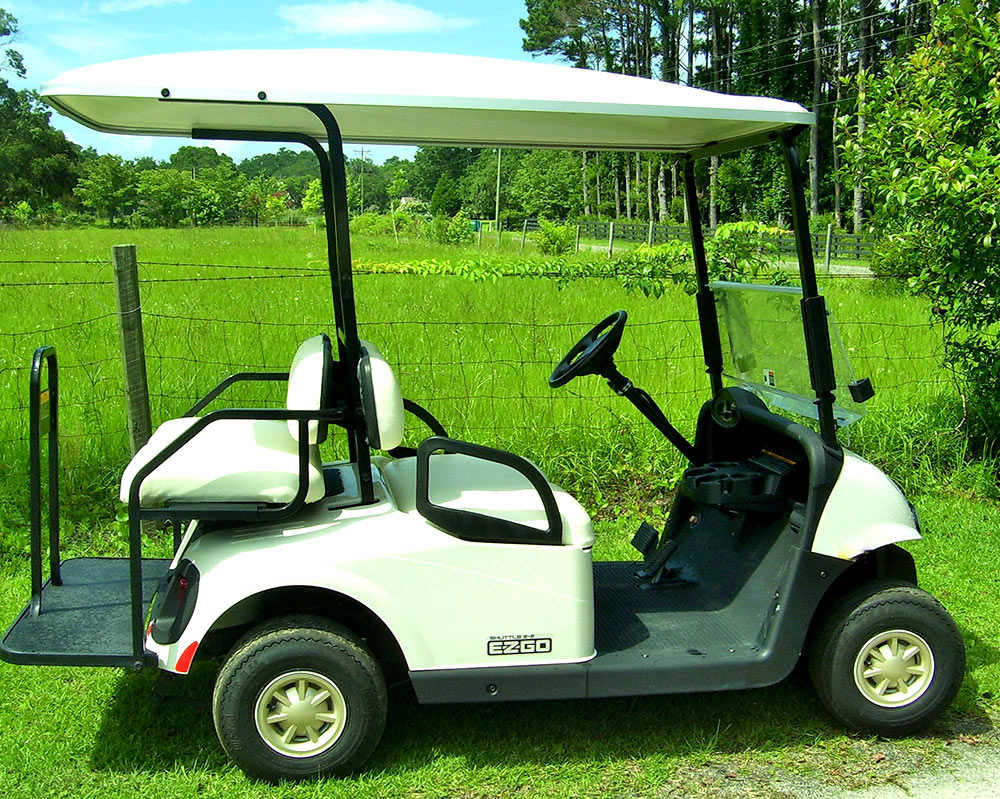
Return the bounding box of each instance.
[631,522,659,560]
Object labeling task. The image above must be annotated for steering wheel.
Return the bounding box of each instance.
[549,310,628,388]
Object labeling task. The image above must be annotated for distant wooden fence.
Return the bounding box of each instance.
[507,218,873,261]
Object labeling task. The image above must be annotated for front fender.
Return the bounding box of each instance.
[812,450,920,560]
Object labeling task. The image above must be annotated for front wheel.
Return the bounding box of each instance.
[212,615,387,782]
[808,579,964,737]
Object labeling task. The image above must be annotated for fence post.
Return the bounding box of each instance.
[521,219,529,250]
[497,220,504,249]
[575,224,581,254]
[607,220,615,258]
[824,223,834,273]
[112,244,152,455]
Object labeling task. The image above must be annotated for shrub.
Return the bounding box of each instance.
[844,5,1000,436]
[531,217,575,255]
[868,234,920,281]
[431,210,475,246]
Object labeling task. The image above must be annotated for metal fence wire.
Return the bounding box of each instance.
[0,257,949,480]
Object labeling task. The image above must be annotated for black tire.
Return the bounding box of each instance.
[212,615,387,782]
[808,579,964,737]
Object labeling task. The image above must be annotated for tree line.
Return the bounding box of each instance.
[0,2,942,233]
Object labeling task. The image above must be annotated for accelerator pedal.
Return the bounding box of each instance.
[631,522,659,560]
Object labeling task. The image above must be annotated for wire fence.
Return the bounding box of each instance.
[0,253,951,484]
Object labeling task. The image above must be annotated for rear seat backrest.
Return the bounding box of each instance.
[285,333,331,445]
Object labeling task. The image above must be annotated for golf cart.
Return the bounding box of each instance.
[2,50,964,782]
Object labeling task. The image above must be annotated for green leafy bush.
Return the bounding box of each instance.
[844,4,1000,435]
[706,221,788,285]
[431,210,475,246]
[868,234,920,281]
[531,217,575,255]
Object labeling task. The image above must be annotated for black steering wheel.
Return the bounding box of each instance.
[549,310,628,388]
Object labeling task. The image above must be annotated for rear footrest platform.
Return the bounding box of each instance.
[2,557,170,667]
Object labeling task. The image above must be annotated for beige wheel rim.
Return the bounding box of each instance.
[254,670,348,758]
[852,629,935,708]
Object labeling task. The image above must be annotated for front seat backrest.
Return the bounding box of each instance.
[358,346,404,450]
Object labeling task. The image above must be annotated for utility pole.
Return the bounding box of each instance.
[494,148,502,233]
[354,146,367,214]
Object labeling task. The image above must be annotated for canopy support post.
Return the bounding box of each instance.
[781,134,839,449]
[683,159,723,398]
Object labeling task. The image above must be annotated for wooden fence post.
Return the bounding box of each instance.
[607,221,615,258]
[824,224,834,273]
[112,244,152,455]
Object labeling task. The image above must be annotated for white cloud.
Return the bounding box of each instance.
[278,1,475,36]
[46,28,149,60]
[97,0,191,13]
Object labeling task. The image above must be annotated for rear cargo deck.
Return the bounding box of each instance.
[2,557,170,667]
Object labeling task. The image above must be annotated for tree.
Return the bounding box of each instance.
[510,149,582,219]
[408,147,475,201]
[73,154,137,224]
[847,2,1000,429]
[136,168,194,226]
[168,145,235,173]
[0,10,81,214]
[429,173,462,217]
[242,173,290,223]
[301,178,324,215]
[1,8,23,78]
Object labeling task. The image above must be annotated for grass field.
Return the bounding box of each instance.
[0,227,997,797]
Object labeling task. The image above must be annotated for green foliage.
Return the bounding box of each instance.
[242,173,290,223]
[532,217,576,255]
[73,154,137,224]
[846,4,1000,434]
[868,234,920,281]
[134,168,194,227]
[510,149,581,219]
[300,178,323,216]
[429,173,462,217]
[705,221,788,285]
[9,199,31,223]
[431,210,475,246]
[350,210,424,238]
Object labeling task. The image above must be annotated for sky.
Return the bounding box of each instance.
[4,0,555,164]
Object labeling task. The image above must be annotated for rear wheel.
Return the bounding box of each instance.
[808,579,964,737]
[212,615,387,782]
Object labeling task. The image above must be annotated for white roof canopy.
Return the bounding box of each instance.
[42,49,812,153]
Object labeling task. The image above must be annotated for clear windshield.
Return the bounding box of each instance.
[713,281,866,427]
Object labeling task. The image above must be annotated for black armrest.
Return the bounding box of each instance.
[184,372,290,417]
[415,436,563,546]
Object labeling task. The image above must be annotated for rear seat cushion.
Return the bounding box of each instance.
[120,417,325,507]
[380,453,594,548]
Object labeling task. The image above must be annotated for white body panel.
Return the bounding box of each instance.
[146,464,595,674]
[812,450,920,560]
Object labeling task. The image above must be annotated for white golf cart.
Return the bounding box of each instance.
[2,50,964,782]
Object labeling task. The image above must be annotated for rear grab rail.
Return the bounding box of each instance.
[29,346,61,616]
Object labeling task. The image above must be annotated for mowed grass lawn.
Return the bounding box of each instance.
[0,227,997,798]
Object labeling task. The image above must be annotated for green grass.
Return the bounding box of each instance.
[0,227,997,796]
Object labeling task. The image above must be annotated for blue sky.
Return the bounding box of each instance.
[5,0,554,163]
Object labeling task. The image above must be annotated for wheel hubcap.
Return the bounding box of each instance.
[255,670,347,758]
[853,629,935,708]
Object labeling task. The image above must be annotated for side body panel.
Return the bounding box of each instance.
[147,466,595,673]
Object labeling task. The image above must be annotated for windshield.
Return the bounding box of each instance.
[713,281,866,427]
